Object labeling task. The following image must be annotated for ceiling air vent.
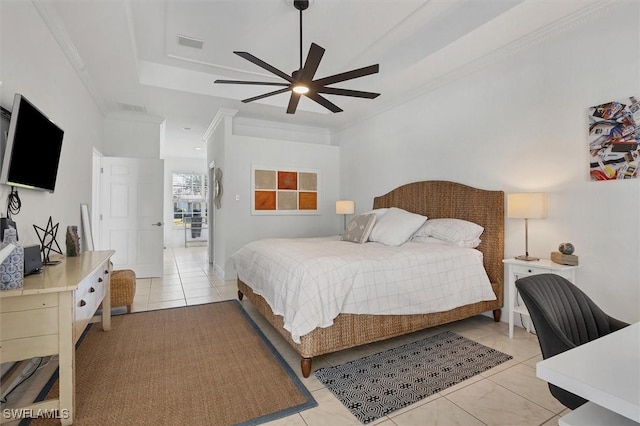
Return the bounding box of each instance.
[177,34,204,50]
[118,102,147,113]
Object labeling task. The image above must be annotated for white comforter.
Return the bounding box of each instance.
[232,236,496,343]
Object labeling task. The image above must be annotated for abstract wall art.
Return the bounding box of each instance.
[252,165,320,214]
[588,96,640,181]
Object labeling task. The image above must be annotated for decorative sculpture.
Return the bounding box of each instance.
[66,225,80,257]
[33,216,63,265]
[215,168,223,209]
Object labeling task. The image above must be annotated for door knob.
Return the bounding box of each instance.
[152,222,163,226]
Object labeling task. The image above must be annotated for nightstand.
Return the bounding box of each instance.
[503,258,579,338]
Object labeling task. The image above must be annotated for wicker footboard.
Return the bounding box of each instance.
[237,279,501,377]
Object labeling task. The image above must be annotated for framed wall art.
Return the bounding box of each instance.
[588,96,640,180]
[251,165,320,215]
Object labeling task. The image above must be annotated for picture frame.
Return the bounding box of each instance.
[251,165,320,215]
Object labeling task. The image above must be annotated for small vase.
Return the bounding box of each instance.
[66,225,80,257]
[0,228,24,290]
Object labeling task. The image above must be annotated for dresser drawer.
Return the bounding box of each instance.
[73,262,109,342]
[1,306,59,341]
[1,293,60,362]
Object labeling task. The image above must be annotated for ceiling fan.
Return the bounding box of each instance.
[214,0,380,114]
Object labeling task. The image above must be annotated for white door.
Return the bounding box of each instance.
[99,157,164,277]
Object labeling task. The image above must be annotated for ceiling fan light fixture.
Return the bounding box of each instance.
[214,0,379,114]
[292,84,309,94]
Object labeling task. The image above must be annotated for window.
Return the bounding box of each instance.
[172,172,207,226]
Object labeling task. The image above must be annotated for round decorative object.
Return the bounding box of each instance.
[558,242,575,255]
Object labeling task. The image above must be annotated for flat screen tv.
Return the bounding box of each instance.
[0,93,64,193]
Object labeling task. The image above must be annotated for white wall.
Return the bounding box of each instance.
[0,2,104,249]
[103,113,164,159]
[209,114,341,279]
[334,3,640,323]
[163,156,208,247]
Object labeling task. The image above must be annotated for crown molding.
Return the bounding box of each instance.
[336,0,622,134]
[202,108,238,142]
[32,0,109,116]
[233,116,331,136]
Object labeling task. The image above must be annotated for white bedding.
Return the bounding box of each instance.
[232,236,496,343]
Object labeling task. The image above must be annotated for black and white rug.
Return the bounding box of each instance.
[314,331,512,424]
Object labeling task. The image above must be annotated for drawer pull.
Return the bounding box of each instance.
[528,269,532,273]
[104,270,109,274]
[79,300,86,307]
[98,277,103,283]
[89,287,96,293]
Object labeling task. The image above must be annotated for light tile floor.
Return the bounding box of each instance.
[2,245,570,425]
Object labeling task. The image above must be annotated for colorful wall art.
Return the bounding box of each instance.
[588,96,640,180]
[252,165,319,214]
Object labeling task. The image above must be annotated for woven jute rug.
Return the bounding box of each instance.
[315,331,512,424]
[26,300,316,425]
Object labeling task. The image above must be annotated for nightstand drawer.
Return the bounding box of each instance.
[511,264,576,281]
[511,264,539,276]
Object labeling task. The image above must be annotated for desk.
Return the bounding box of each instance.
[537,322,640,424]
[0,251,114,425]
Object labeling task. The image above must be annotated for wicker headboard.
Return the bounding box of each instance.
[372,181,504,294]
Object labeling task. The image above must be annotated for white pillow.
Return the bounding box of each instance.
[341,214,376,244]
[368,207,427,246]
[361,208,388,218]
[411,235,454,245]
[413,218,484,248]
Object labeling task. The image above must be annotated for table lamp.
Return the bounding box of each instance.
[335,200,355,231]
[507,193,546,261]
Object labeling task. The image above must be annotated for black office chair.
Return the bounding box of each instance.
[515,273,629,410]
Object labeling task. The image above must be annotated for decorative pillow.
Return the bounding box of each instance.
[413,218,484,248]
[341,214,376,244]
[368,207,427,246]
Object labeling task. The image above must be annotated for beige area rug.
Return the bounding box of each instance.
[26,301,316,425]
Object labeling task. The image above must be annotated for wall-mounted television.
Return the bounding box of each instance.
[0,93,64,193]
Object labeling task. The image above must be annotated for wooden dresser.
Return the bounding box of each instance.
[0,250,114,425]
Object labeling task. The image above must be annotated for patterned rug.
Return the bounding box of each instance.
[314,331,512,424]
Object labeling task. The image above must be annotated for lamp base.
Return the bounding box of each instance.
[515,255,539,261]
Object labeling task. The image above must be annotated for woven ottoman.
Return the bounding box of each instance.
[110,269,136,313]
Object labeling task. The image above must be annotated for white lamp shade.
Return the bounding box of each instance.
[335,200,355,215]
[507,193,546,219]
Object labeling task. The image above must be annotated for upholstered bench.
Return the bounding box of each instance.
[110,269,136,313]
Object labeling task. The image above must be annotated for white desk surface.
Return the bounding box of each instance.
[537,322,640,423]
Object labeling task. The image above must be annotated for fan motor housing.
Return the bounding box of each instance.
[294,0,309,11]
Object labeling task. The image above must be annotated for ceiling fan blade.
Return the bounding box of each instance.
[306,92,343,113]
[299,43,325,82]
[316,87,380,99]
[214,80,289,87]
[313,64,379,87]
[234,51,293,83]
[286,92,302,114]
[242,88,291,103]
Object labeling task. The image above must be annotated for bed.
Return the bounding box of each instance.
[235,180,504,377]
